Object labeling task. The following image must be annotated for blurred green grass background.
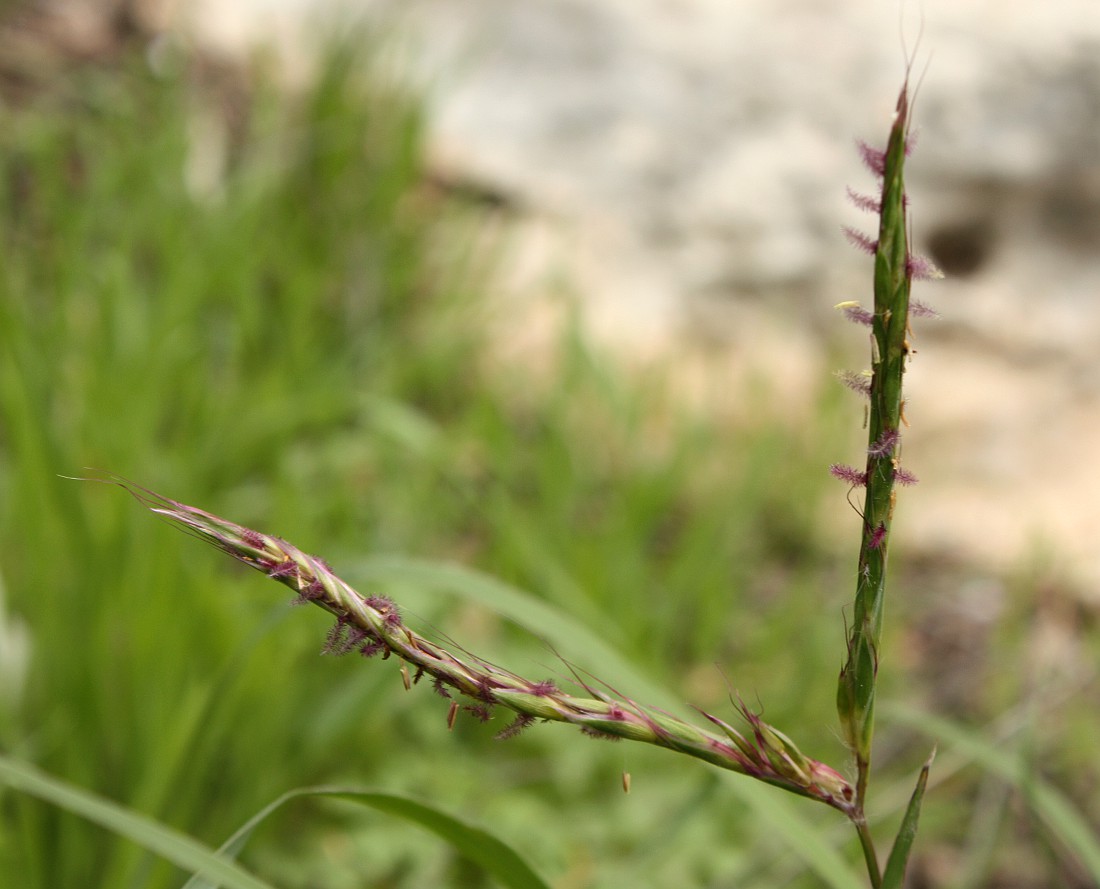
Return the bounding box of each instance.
[0,28,1096,889]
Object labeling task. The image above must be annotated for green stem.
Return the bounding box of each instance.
[856,752,871,816]
[854,812,882,889]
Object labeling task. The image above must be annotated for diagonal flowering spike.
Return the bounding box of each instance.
[101,475,857,816]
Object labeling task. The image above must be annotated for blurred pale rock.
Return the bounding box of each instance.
[165,0,1100,590]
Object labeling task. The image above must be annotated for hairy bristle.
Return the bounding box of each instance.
[292,579,326,606]
[867,429,899,458]
[829,464,868,486]
[581,726,621,741]
[322,618,350,655]
[846,186,881,214]
[496,713,536,740]
[893,467,919,486]
[843,305,875,327]
[907,253,944,281]
[464,703,493,723]
[856,139,886,176]
[359,639,386,658]
[835,370,872,397]
[843,226,878,255]
[267,560,298,579]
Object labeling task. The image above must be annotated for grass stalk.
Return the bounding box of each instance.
[44,48,940,886]
[855,815,883,889]
[86,67,939,889]
[833,69,940,884]
[837,77,916,798]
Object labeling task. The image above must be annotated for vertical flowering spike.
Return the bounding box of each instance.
[836,73,936,816]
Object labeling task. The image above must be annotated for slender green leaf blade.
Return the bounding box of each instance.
[0,754,275,889]
[884,703,1100,881]
[881,749,934,889]
[335,791,552,889]
[184,786,552,889]
[182,789,310,889]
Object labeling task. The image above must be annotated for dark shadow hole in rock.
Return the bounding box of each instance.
[925,220,994,278]
[1043,187,1100,253]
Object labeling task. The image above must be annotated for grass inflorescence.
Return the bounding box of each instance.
[3,23,1097,889]
[88,70,937,889]
[0,31,854,889]
[111,476,857,813]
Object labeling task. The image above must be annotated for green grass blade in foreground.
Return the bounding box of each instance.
[0,754,274,889]
[183,787,552,889]
[881,750,933,889]
[883,703,1100,881]
[347,555,677,712]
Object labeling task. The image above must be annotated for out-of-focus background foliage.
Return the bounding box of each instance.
[0,3,1097,888]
